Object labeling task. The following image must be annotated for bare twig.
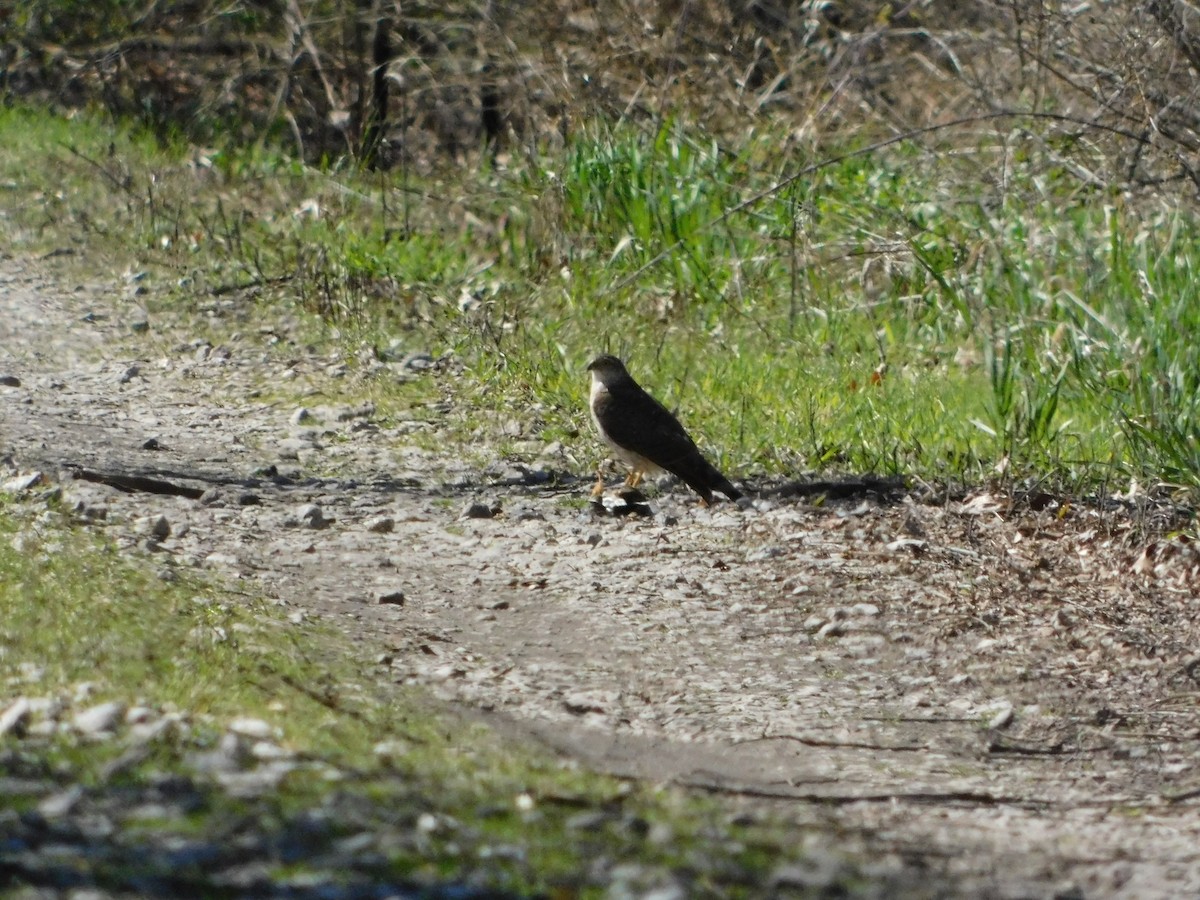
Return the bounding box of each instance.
[69,467,206,499]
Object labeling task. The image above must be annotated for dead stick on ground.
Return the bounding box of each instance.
[69,467,206,500]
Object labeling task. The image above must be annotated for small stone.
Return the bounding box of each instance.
[851,602,881,617]
[462,501,496,520]
[229,717,275,740]
[250,741,293,761]
[141,437,164,450]
[125,706,156,725]
[276,437,317,460]
[373,739,412,761]
[38,785,84,818]
[989,705,1015,730]
[190,732,250,774]
[136,515,171,541]
[330,402,374,421]
[816,620,847,638]
[563,692,608,715]
[747,545,786,561]
[0,375,20,387]
[297,503,330,529]
[402,352,435,371]
[73,701,126,735]
[290,407,315,426]
[377,591,406,606]
[367,516,395,534]
[130,319,150,333]
[0,698,32,736]
[118,365,140,384]
[566,810,610,831]
[4,472,43,493]
[887,537,927,553]
[237,492,261,506]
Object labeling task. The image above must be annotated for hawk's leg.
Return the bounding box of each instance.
[626,470,644,489]
[591,470,607,498]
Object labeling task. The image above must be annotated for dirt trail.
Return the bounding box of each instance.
[3,255,1200,898]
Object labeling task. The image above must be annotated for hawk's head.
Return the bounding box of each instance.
[586,354,630,388]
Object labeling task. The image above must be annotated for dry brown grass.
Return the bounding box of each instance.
[5,1,1200,192]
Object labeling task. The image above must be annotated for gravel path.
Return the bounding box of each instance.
[4,255,1200,898]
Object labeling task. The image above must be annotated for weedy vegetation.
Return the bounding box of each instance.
[4,100,1200,495]
[4,0,1200,893]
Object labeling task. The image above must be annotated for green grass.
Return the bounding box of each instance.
[2,498,852,896]
[3,104,1200,497]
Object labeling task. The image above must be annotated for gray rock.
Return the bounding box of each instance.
[4,472,43,493]
[118,364,140,384]
[989,705,1015,730]
[38,784,84,818]
[189,732,251,775]
[747,545,786,561]
[296,503,330,529]
[276,437,318,460]
[366,516,395,533]
[816,620,847,638]
[73,701,126,735]
[462,501,497,520]
[325,402,375,422]
[0,374,20,387]
[377,591,406,606]
[401,352,435,371]
[229,717,276,740]
[290,407,316,425]
[0,698,31,736]
[216,760,297,798]
[566,810,611,831]
[136,514,171,541]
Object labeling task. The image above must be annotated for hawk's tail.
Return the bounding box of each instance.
[683,457,741,503]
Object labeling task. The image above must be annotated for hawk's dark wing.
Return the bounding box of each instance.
[597,379,741,502]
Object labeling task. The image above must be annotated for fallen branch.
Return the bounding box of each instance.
[69,467,206,499]
[738,733,925,753]
[679,774,1046,808]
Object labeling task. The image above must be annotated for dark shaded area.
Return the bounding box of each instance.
[0,756,530,900]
